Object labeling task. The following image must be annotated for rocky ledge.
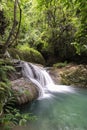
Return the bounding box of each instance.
[11,78,39,105]
[49,64,87,88]
[7,60,39,105]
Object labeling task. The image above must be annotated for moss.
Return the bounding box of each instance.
[8,47,45,65]
[8,48,23,60]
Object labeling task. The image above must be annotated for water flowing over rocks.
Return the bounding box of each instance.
[9,60,87,105]
[47,67,61,84]
[9,60,39,105]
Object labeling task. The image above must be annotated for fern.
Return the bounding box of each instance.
[0,59,16,119]
[0,59,36,129]
[0,59,15,82]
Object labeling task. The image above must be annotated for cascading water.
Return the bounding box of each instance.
[21,62,74,99]
[13,62,87,130]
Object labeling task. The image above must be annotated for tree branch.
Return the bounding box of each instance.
[3,0,17,53]
[8,0,22,47]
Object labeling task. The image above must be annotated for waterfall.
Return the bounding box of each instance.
[21,62,74,99]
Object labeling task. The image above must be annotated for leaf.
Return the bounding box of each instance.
[19,119,27,126]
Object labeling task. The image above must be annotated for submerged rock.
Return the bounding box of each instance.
[11,78,39,105]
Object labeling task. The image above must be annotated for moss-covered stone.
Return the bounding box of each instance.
[8,47,45,65]
[8,48,23,60]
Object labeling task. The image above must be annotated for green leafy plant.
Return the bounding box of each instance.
[53,61,67,68]
[0,59,15,117]
[0,59,37,130]
[71,42,87,55]
[0,59,15,81]
[0,108,37,130]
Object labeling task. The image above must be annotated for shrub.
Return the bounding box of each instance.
[53,61,67,68]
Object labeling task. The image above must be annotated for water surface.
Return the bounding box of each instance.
[15,88,87,130]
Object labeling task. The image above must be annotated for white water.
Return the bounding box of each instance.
[22,62,75,99]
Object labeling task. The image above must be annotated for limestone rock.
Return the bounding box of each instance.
[11,78,39,105]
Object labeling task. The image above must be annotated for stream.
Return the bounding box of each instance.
[14,88,87,130]
[14,62,87,130]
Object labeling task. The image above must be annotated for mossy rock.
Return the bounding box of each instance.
[8,48,23,60]
[8,48,45,65]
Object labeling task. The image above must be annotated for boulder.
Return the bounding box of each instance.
[8,47,45,65]
[11,78,39,105]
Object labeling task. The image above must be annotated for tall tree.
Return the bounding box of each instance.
[0,0,22,55]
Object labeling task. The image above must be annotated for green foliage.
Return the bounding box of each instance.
[61,0,87,55]
[0,59,16,128]
[0,59,37,129]
[0,0,87,128]
[0,59,16,118]
[71,42,87,55]
[19,45,45,64]
[0,1,16,42]
[18,0,86,64]
[0,109,37,130]
[19,113,37,126]
[0,59,15,82]
[53,61,67,68]
[0,0,87,64]
[21,0,77,64]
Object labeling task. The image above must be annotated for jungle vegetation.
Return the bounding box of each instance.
[0,0,87,129]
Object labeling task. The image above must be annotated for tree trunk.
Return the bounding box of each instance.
[1,0,21,55]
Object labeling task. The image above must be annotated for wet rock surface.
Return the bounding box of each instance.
[11,78,39,105]
[8,60,39,105]
[49,64,87,88]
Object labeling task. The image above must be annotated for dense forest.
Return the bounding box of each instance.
[0,0,87,129]
[0,0,87,64]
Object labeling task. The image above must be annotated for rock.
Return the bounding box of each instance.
[60,64,87,88]
[48,67,61,84]
[7,60,22,81]
[11,78,39,105]
[48,64,87,88]
[8,70,22,81]
[8,47,45,65]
